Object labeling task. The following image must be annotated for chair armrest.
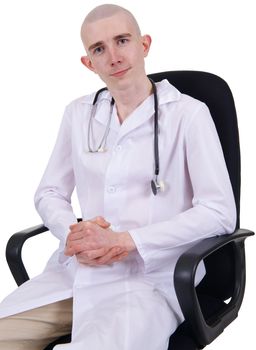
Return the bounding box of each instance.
[6,218,83,287]
[6,224,50,286]
[174,228,254,347]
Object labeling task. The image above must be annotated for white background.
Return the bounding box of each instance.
[0,0,255,348]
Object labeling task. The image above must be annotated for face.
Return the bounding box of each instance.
[81,12,151,90]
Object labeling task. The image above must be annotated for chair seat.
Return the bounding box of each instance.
[168,331,199,350]
[44,334,71,350]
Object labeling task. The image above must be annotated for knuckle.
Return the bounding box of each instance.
[80,221,88,228]
[85,228,93,235]
[87,252,94,259]
[85,221,93,229]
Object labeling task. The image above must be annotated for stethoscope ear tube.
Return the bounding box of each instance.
[148,78,162,196]
[92,87,108,105]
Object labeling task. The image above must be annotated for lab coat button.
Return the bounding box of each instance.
[107,186,116,193]
[116,145,122,151]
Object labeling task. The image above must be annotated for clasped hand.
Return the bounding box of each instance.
[64,217,130,266]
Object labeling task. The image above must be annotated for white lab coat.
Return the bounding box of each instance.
[0,80,236,349]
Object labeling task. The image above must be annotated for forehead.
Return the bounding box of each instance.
[83,13,138,49]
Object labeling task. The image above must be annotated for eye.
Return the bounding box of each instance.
[93,46,104,55]
[117,38,129,46]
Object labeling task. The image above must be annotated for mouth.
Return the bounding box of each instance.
[110,67,131,78]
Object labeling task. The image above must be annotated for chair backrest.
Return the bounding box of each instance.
[149,71,241,300]
[148,71,241,228]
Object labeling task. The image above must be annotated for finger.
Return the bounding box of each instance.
[75,246,122,265]
[70,217,111,232]
[76,249,128,266]
[75,254,91,265]
[106,251,129,264]
[93,216,111,228]
[69,221,93,233]
[65,242,85,255]
[77,247,118,265]
[69,222,81,230]
[82,247,108,260]
[64,246,74,256]
[95,246,123,265]
[66,232,84,243]
[68,223,96,240]
[69,238,104,255]
[80,246,120,260]
[75,249,107,265]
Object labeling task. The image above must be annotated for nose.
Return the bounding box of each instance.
[108,46,122,66]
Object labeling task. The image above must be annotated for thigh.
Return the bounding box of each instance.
[0,298,72,350]
[68,286,177,350]
[104,288,177,350]
[112,288,178,350]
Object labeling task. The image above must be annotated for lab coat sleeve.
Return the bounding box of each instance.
[129,103,237,273]
[34,105,77,257]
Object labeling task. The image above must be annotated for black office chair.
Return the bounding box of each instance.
[6,71,254,350]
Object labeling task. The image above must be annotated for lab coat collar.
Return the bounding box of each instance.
[80,79,181,106]
[116,80,181,139]
[156,79,181,105]
[80,79,181,133]
[81,90,114,128]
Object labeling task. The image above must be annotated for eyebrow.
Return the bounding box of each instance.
[88,33,132,52]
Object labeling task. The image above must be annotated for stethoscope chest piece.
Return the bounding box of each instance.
[151,179,165,195]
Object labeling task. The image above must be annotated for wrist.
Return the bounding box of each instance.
[118,231,136,252]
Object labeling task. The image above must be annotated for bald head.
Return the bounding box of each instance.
[81,4,141,48]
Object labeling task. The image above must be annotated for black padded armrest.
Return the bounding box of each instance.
[6,219,83,286]
[6,224,49,286]
[174,228,254,347]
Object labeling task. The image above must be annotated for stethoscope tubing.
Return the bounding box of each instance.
[88,78,161,195]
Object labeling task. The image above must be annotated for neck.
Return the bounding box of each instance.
[109,77,153,123]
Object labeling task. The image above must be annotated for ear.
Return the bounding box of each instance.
[81,56,96,73]
[141,35,152,57]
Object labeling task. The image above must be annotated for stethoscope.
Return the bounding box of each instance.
[87,78,164,195]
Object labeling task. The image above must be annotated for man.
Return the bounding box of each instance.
[0,4,236,350]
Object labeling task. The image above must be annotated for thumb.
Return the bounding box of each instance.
[93,216,111,228]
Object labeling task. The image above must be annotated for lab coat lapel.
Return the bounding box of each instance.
[94,99,114,127]
[115,80,181,141]
[116,94,155,140]
[81,90,114,128]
